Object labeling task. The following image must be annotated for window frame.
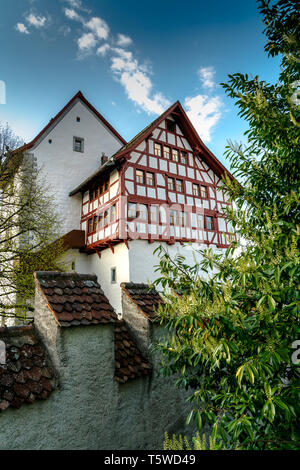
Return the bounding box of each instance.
[154,142,162,157]
[73,136,84,153]
[136,169,145,185]
[168,177,175,191]
[146,172,155,186]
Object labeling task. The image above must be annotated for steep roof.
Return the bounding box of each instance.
[69,99,235,197]
[121,283,163,321]
[17,91,126,154]
[114,100,234,180]
[35,272,152,385]
[0,324,55,412]
[35,271,118,327]
[114,320,152,384]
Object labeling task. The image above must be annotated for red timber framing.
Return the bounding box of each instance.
[74,101,236,253]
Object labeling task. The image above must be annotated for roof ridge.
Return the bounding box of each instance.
[15,91,126,154]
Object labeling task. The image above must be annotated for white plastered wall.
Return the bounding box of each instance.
[28,99,123,235]
[74,243,130,315]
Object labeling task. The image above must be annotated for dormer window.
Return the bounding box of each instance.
[73,137,84,152]
[166,119,175,133]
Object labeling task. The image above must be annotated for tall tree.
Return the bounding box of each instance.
[154,0,300,450]
[0,123,66,323]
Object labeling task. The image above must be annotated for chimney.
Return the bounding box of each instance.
[101,152,108,165]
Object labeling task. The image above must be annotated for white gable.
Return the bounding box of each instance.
[30,99,123,234]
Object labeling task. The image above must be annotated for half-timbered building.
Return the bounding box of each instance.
[17,91,235,314]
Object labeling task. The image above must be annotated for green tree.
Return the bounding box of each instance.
[154,0,300,450]
[0,123,67,323]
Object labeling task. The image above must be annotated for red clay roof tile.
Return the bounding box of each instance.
[121,283,164,320]
[35,272,119,326]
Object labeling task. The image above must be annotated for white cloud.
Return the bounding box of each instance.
[97,43,110,56]
[15,23,30,34]
[198,66,215,89]
[65,0,82,7]
[64,8,81,21]
[26,13,47,28]
[61,4,169,115]
[85,17,109,40]
[184,94,222,142]
[78,32,97,50]
[116,33,132,47]
[111,48,170,114]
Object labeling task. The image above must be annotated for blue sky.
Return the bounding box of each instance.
[0,0,280,169]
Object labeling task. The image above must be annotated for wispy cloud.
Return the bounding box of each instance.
[184,94,222,142]
[62,1,170,114]
[198,66,215,89]
[64,8,81,21]
[15,10,48,35]
[26,13,47,28]
[78,32,97,50]
[15,23,30,34]
[97,43,110,56]
[85,17,109,40]
[116,34,132,47]
[110,48,170,114]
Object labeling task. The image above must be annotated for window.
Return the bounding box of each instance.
[154,142,162,156]
[170,210,178,225]
[201,185,208,198]
[168,177,175,191]
[197,214,204,229]
[150,206,159,222]
[93,215,98,231]
[136,169,145,184]
[193,183,200,196]
[172,149,179,162]
[128,203,137,219]
[104,210,109,225]
[76,117,80,122]
[88,218,93,234]
[163,146,171,159]
[111,205,117,222]
[180,212,188,226]
[181,151,187,164]
[206,216,213,230]
[99,212,104,228]
[111,267,117,284]
[48,139,52,144]
[104,179,109,192]
[166,119,176,133]
[176,179,183,193]
[146,172,155,186]
[138,204,147,220]
[73,137,84,152]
